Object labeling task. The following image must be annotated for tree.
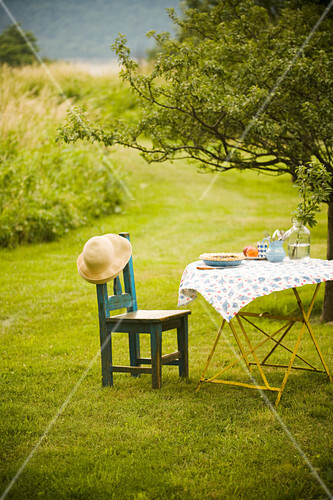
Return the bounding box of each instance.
[180,0,282,20]
[59,0,333,320]
[0,24,39,66]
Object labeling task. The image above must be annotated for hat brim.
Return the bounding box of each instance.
[77,234,132,284]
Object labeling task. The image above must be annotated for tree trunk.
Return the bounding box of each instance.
[320,192,333,322]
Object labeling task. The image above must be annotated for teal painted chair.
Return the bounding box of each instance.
[96,232,191,389]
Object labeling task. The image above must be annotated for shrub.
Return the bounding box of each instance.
[0,138,122,247]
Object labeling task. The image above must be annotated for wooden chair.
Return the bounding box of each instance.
[96,232,191,389]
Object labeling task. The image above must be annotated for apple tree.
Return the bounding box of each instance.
[60,0,333,320]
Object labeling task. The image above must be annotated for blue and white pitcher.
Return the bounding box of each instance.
[262,238,286,263]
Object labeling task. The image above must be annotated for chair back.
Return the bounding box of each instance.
[96,232,137,319]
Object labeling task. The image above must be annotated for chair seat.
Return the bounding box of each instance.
[107,309,191,323]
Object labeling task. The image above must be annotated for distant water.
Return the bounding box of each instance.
[64,58,120,76]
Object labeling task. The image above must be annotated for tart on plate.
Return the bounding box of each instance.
[199,252,245,267]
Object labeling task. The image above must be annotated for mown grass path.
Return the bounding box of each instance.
[1,148,332,499]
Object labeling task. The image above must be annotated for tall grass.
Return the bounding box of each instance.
[0,63,137,247]
[0,64,71,148]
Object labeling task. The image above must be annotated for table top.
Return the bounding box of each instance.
[178,258,333,322]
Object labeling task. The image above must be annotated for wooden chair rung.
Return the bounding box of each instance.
[161,351,181,364]
[111,365,152,374]
[137,357,152,364]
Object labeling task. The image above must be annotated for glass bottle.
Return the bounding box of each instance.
[287,218,311,259]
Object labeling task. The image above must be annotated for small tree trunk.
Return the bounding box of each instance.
[321,193,333,322]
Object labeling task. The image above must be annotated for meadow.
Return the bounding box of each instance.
[0,63,332,499]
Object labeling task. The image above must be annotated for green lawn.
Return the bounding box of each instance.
[1,147,332,499]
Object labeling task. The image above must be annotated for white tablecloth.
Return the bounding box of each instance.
[178,258,333,322]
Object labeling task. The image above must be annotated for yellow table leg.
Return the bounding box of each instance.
[241,316,321,371]
[207,322,292,384]
[275,321,307,406]
[196,319,225,392]
[197,283,332,405]
[293,286,332,383]
[275,284,325,406]
[235,315,271,390]
[229,319,252,371]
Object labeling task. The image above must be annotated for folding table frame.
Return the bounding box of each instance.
[196,283,332,405]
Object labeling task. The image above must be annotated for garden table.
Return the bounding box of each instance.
[178,258,333,405]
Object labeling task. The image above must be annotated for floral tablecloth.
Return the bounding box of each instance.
[178,258,333,322]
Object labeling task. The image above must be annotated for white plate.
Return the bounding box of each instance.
[245,256,267,260]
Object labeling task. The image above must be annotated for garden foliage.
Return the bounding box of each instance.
[0,63,137,247]
[0,138,121,247]
[293,162,332,228]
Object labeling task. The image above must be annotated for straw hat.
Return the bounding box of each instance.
[77,234,132,284]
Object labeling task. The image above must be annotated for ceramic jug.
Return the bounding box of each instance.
[262,238,286,263]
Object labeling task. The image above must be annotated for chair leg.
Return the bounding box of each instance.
[128,333,141,378]
[177,316,189,378]
[99,326,113,387]
[150,324,162,389]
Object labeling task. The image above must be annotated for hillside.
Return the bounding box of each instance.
[0,0,181,60]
